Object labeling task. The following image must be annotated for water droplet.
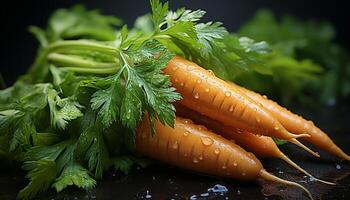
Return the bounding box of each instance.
[200,193,209,197]
[225,91,231,97]
[222,165,227,169]
[145,190,152,199]
[187,65,195,71]
[194,93,200,99]
[183,131,189,137]
[201,137,214,146]
[172,66,178,71]
[180,82,184,87]
[256,117,261,123]
[237,190,241,195]
[199,155,203,160]
[207,70,214,75]
[152,176,156,180]
[172,141,179,149]
[262,95,267,99]
[242,172,246,176]
[174,78,178,82]
[336,164,341,170]
[274,126,280,130]
[208,184,228,193]
[233,161,237,167]
[278,170,284,174]
[196,79,202,84]
[197,125,206,130]
[236,129,244,134]
[193,157,199,163]
[205,88,210,93]
[229,105,234,112]
[214,148,220,155]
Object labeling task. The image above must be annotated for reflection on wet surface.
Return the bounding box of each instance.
[0,106,349,200]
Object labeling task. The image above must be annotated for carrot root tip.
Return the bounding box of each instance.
[290,139,320,158]
[259,169,313,200]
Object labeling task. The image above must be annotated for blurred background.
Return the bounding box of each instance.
[0,0,348,86]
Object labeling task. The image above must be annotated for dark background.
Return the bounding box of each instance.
[0,0,348,86]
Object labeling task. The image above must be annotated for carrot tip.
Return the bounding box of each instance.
[259,169,313,200]
[278,151,335,185]
[295,133,311,138]
[290,139,320,158]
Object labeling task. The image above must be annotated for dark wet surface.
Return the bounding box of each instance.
[1,105,349,200]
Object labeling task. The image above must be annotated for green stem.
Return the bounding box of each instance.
[48,40,118,55]
[63,67,118,74]
[47,53,118,68]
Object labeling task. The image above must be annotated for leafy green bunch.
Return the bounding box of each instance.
[238,10,350,105]
[0,1,272,199]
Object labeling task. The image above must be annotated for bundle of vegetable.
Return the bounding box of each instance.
[0,0,348,199]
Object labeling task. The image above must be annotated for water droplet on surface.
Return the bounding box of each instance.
[208,184,228,193]
[229,105,234,112]
[336,164,341,170]
[237,190,241,195]
[183,131,189,137]
[207,70,214,75]
[214,148,220,155]
[193,157,199,163]
[172,141,179,149]
[196,79,202,84]
[225,91,231,97]
[152,176,156,180]
[145,190,152,199]
[201,137,214,146]
[205,88,210,93]
[194,93,200,99]
[200,193,209,197]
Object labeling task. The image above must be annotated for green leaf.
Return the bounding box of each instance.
[53,163,96,192]
[150,0,169,31]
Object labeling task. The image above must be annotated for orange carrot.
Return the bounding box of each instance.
[164,56,318,157]
[136,116,313,199]
[175,104,334,185]
[234,83,350,161]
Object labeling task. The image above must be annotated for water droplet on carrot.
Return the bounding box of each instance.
[236,129,244,134]
[207,70,214,75]
[242,172,246,176]
[193,157,199,163]
[174,78,178,82]
[229,105,234,112]
[262,95,267,99]
[199,155,203,160]
[172,66,178,71]
[196,79,202,84]
[201,137,214,146]
[194,93,200,99]
[205,88,210,93]
[214,148,220,155]
[172,141,178,149]
[274,126,280,130]
[183,131,189,137]
[233,161,237,167]
[183,119,192,124]
[180,82,184,87]
[222,165,227,169]
[256,117,261,123]
[225,91,231,97]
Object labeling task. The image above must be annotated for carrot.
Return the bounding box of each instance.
[164,56,318,157]
[175,104,334,185]
[136,116,313,199]
[234,83,350,161]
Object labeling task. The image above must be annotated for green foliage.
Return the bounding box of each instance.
[238,10,350,104]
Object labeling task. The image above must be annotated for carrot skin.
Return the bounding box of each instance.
[136,116,263,181]
[136,116,314,198]
[235,84,350,161]
[164,56,305,141]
